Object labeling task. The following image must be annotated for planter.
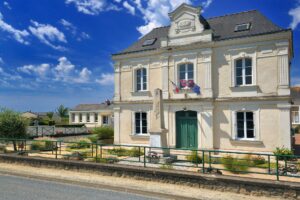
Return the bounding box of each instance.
[98,139,113,144]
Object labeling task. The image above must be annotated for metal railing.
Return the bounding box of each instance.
[0,138,299,181]
[26,126,89,137]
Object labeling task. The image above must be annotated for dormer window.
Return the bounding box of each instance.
[142,38,156,46]
[234,23,251,32]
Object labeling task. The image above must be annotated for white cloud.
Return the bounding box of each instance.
[0,57,3,64]
[65,0,120,15]
[0,12,30,44]
[202,0,213,10]
[77,67,92,83]
[289,2,300,29]
[0,67,22,81]
[96,73,114,85]
[54,57,75,81]
[29,20,67,51]
[60,18,90,41]
[18,63,50,77]
[134,0,191,36]
[123,1,135,15]
[3,1,11,9]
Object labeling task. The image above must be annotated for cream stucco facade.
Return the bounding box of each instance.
[112,4,293,152]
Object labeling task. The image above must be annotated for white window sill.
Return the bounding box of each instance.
[230,85,259,97]
[131,91,150,96]
[230,139,263,145]
[131,134,150,138]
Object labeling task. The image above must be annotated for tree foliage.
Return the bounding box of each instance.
[46,112,54,120]
[56,105,68,118]
[0,108,28,139]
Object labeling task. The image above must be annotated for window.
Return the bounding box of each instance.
[95,113,98,122]
[135,112,147,134]
[79,113,82,122]
[236,112,254,139]
[86,113,90,122]
[235,23,251,32]
[178,63,194,89]
[71,113,75,123]
[235,58,252,86]
[136,68,147,91]
[142,38,156,46]
[102,116,108,125]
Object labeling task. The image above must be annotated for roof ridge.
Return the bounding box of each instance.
[206,10,258,20]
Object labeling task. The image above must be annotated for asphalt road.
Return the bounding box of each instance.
[0,174,161,200]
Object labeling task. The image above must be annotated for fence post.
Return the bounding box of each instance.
[268,155,271,174]
[209,151,212,169]
[92,144,94,157]
[55,141,58,159]
[100,144,102,159]
[139,146,141,162]
[143,147,146,168]
[95,144,98,162]
[276,155,279,181]
[202,150,205,173]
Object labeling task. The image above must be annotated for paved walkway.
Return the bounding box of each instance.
[0,163,282,200]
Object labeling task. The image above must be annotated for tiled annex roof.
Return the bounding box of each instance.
[70,104,112,111]
[114,10,289,55]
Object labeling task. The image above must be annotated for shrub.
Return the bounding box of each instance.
[221,155,249,174]
[273,147,294,160]
[129,147,144,157]
[92,126,114,140]
[68,139,91,149]
[251,155,266,166]
[88,134,99,143]
[108,148,129,156]
[31,140,55,151]
[186,151,202,164]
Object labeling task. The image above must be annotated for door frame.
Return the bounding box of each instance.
[175,110,198,149]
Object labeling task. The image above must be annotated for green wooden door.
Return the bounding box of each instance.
[176,111,198,149]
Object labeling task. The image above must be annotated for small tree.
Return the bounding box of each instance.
[0,108,28,150]
[46,112,54,120]
[56,105,68,118]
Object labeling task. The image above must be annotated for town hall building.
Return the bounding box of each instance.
[112,4,293,152]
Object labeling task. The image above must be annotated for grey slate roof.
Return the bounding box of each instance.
[70,104,112,111]
[115,10,288,55]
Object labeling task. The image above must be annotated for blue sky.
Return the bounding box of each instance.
[0,0,300,112]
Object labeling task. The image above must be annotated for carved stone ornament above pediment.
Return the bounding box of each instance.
[175,18,196,34]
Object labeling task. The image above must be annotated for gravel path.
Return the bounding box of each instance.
[0,163,282,200]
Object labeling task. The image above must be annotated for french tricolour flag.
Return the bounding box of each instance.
[169,80,179,93]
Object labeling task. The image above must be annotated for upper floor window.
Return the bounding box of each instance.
[236,111,254,140]
[136,68,147,91]
[135,112,147,135]
[235,58,252,86]
[179,63,194,89]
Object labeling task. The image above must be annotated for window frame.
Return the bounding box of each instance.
[94,113,98,123]
[135,68,148,92]
[236,111,255,140]
[71,113,75,123]
[102,115,109,125]
[79,113,82,123]
[86,113,90,122]
[134,112,148,135]
[235,57,253,86]
[178,63,194,89]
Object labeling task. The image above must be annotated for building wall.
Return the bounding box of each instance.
[69,111,113,128]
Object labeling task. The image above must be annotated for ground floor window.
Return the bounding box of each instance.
[87,113,90,122]
[71,113,75,122]
[102,116,108,125]
[79,113,82,122]
[236,111,254,139]
[135,112,147,134]
[95,113,98,122]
